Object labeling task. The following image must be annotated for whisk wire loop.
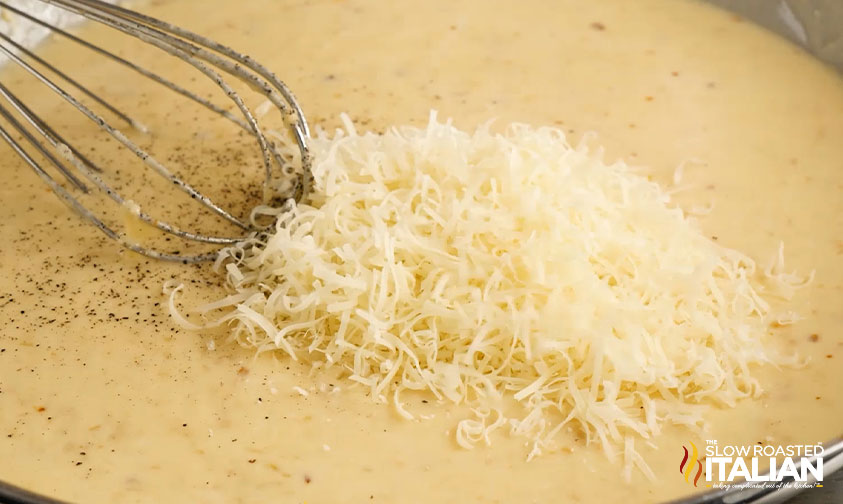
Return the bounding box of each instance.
[0,0,312,263]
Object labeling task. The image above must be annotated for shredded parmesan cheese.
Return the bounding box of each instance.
[168,112,808,475]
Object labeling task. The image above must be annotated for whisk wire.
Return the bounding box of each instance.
[0,0,313,263]
[0,36,251,227]
[0,1,251,133]
[44,0,311,199]
[0,30,141,129]
[0,111,215,262]
[0,95,87,190]
[0,81,104,174]
[61,0,313,197]
[0,52,254,247]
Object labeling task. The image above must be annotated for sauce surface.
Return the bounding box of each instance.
[0,0,842,503]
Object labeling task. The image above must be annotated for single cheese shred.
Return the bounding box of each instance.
[167,111,808,476]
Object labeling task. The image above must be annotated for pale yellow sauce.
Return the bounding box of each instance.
[1,0,842,502]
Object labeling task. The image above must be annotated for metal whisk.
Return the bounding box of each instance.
[0,0,312,263]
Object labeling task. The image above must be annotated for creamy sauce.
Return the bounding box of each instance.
[1,0,842,502]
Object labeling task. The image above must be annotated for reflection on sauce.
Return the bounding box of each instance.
[0,0,842,502]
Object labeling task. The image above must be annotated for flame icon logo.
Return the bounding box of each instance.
[679,442,704,487]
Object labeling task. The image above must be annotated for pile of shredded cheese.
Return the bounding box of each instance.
[168,112,809,476]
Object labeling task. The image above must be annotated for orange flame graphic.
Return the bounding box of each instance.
[679,442,703,487]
